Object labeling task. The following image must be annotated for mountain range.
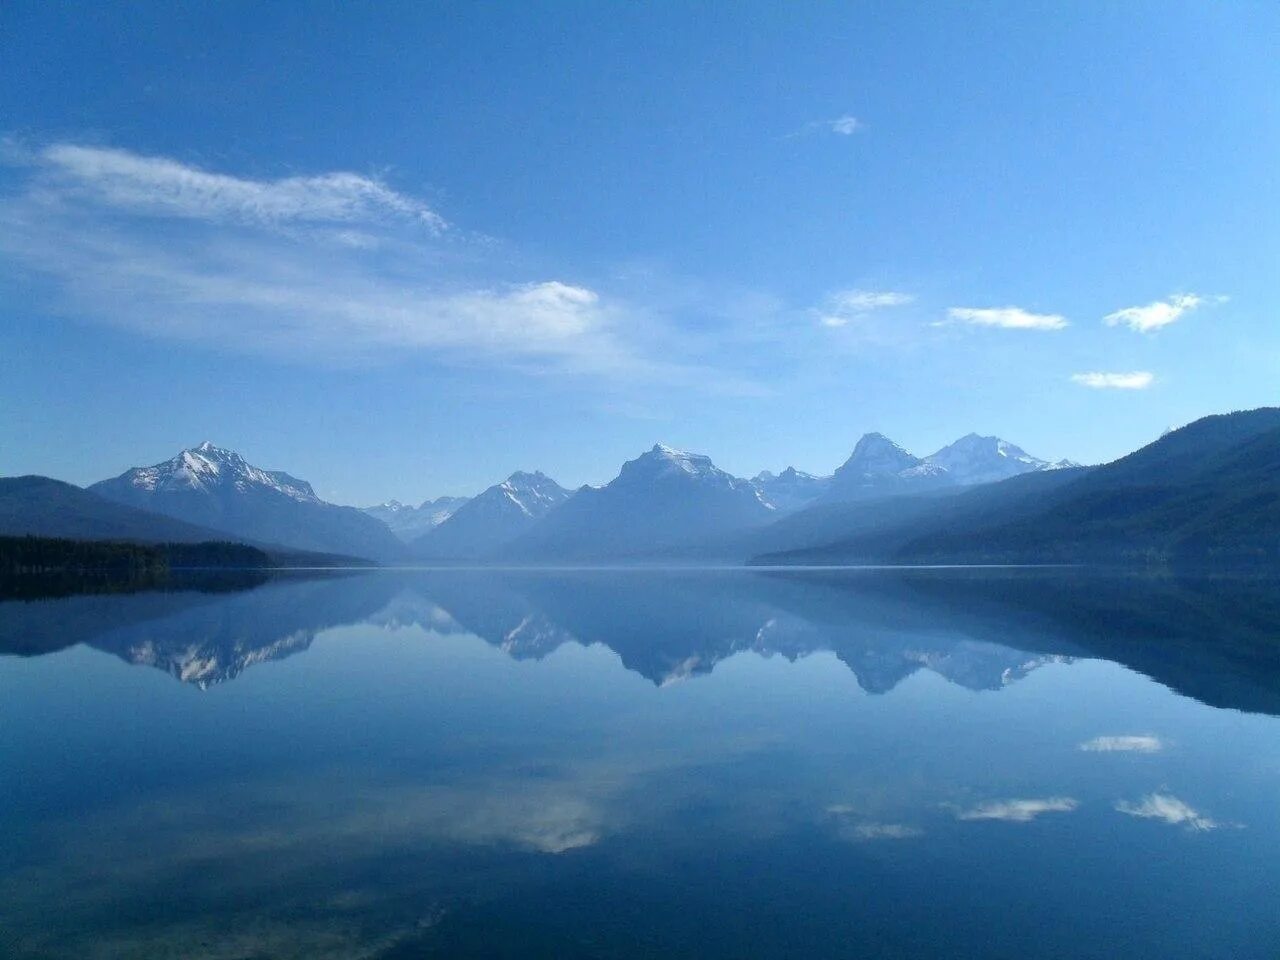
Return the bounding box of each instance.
[2,408,1277,567]
[759,408,1280,566]
[362,496,469,542]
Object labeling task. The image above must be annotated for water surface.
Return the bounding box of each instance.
[2,568,1278,959]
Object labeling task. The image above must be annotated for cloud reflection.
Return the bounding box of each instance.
[1079,735,1164,753]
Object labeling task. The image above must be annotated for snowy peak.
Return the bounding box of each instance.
[924,434,1061,486]
[411,470,571,558]
[818,430,1076,502]
[620,444,722,483]
[495,471,570,518]
[123,443,319,503]
[89,445,405,560]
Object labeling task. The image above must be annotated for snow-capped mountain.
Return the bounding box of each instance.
[751,467,831,513]
[821,433,951,502]
[509,444,774,559]
[817,432,1073,504]
[110,441,322,501]
[90,442,404,561]
[412,471,572,559]
[923,433,1075,486]
[363,495,469,542]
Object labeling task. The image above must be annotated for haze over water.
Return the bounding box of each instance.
[3,568,1279,959]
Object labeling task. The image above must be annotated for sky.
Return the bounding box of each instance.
[2,1,1278,504]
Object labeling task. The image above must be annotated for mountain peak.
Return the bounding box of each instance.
[188,441,242,461]
[621,444,720,481]
[105,443,319,503]
[87,447,405,561]
[924,433,1055,485]
[840,433,921,475]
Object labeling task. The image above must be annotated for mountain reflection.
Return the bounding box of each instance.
[2,568,1279,712]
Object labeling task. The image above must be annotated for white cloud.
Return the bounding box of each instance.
[39,143,447,230]
[956,797,1079,822]
[945,306,1068,330]
[1079,735,1163,753]
[818,288,914,327]
[1114,793,1224,831]
[828,115,862,135]
[1103,293,1223,334]
[0,142,734,382]
[1070,371,1155,390]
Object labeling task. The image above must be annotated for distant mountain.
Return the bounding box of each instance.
[818,432,1069,503]
[412,471,571,559]
[363,496,469,542]
[90,443,404,562]
[757,408,1280,565]
[820,433,952,503]
[509,444,774,560]
[923,433,1075,486]
[751,468,831,513]
[0,475,235,543]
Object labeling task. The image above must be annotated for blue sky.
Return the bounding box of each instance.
[2,2,1277,504]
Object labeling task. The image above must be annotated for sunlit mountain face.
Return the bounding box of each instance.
[3,568,1280,960]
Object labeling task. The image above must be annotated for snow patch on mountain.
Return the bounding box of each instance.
[124,441,320,503]
[364,495,470,541]
[751,467,831,513]
[924,433,1074,486]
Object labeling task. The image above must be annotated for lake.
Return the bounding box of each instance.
[2,567,1278,959]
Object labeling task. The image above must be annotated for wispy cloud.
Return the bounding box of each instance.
[1070,371,1155,390]
[944,306,1068,330]
[845,821,923,841]
[0,142,737,384]
[790,114,863,138]
[1114,793,1227,831]
[956,797,1079,822]
[1079,735,1163,753]
[818,288,914,328]
[40,143,447,230]
[825,805,923,841]
[1104,293,1224,334]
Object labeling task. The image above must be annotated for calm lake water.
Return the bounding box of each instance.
[2,568,1279,959]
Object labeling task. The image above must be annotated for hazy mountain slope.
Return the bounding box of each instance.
[748,467,1089,563]
[0,476,236,543]
[750,468,831,513]
[90,443,404,562]
[758,408,1280,565]
[412,472,571,559]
